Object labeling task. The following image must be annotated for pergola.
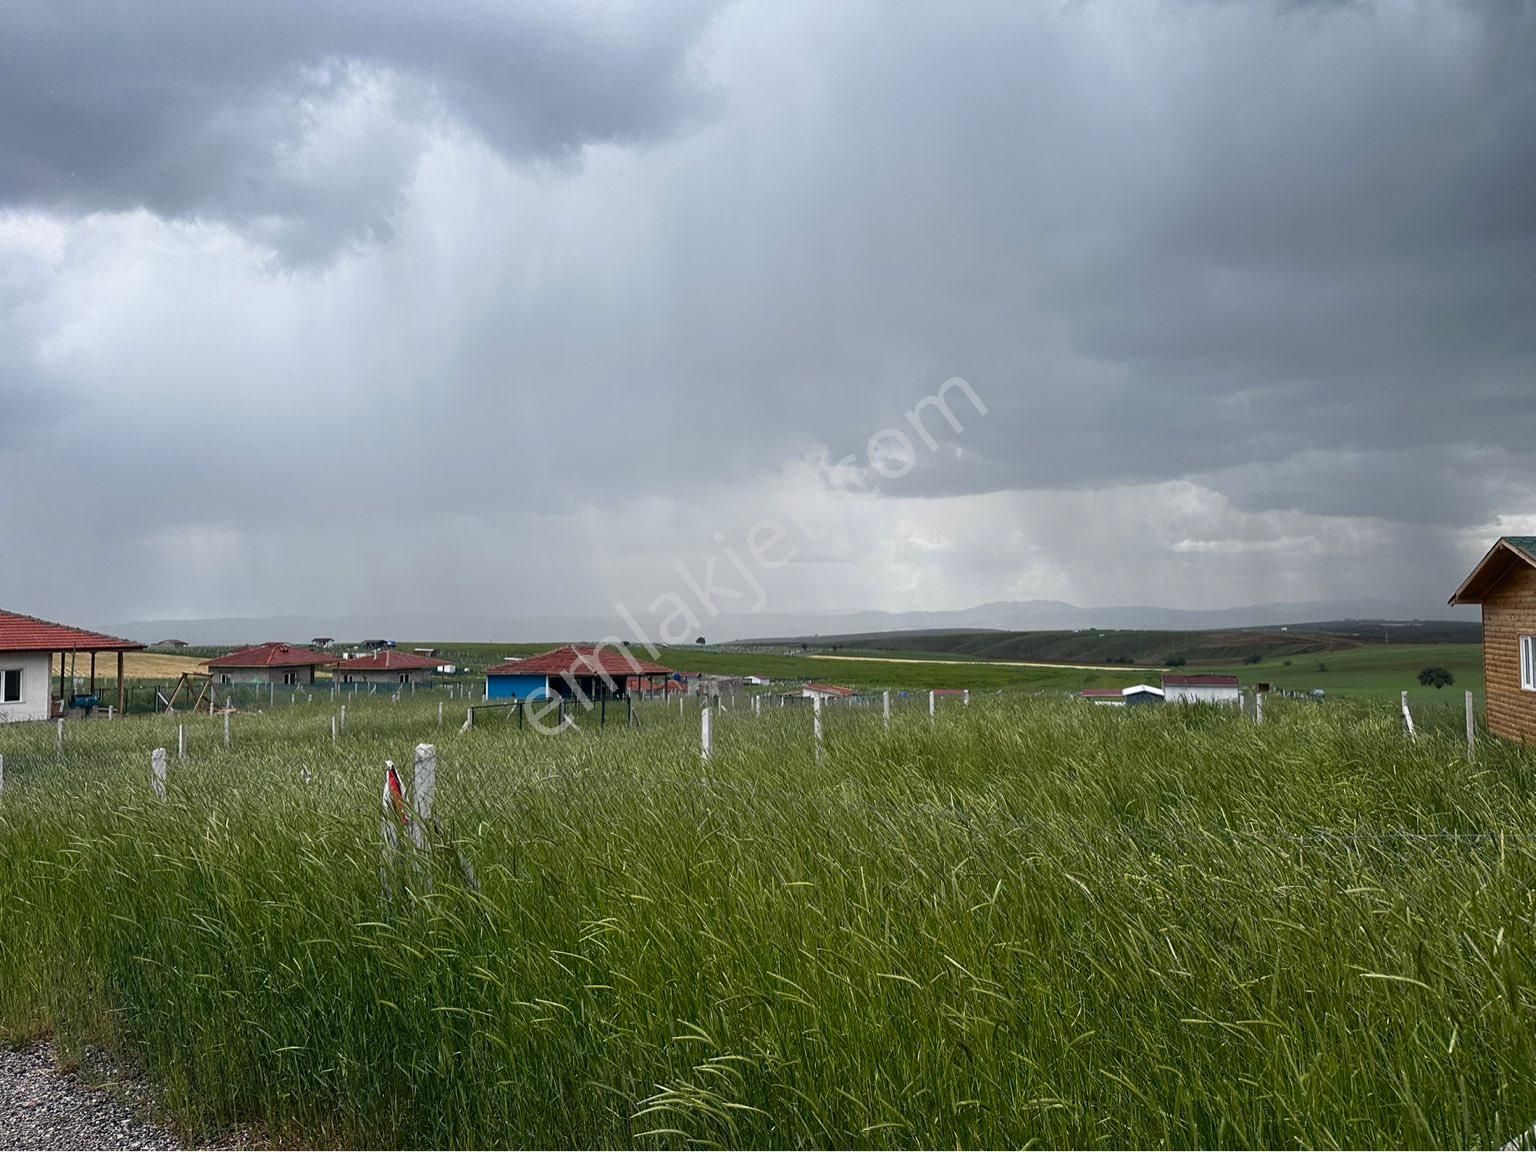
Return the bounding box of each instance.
[0,609,144,717]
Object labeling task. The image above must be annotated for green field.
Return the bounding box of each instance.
[411,638,1485,704]
[2,691,1535,1147]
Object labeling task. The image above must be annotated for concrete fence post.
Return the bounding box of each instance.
[1466,690,1476,761]
[56,718,64,757]
[929,691,936,723]
[813,695,824,762]
[178,723,187,761]
[701,705,713,763]
[1401,691,1416,739]
[883,690,891,730]
[224,708,232,748]
[412,744,436,853]
[151,747,167,799]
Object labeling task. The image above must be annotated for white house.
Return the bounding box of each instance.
[1162,674,1242,705]
[0,609,143,722]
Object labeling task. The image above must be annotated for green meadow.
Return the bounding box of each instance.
[2,690,1535,1147]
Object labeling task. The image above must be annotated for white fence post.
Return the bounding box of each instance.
[340,705,347,731]
[177,723,187,760]
[883,690,891,730]
[701,705,713,763]
[813,695,824,761]
[438,701,444,728]
[224,708,232,748]
[1255,691,1264,725]
[963,689,970,707]
[331,715,338,743]
[56,718,64,757]
[413,744,436,853]
[929,690,936,723]
[1466,690,1476,761]
[0,753,5,798]
[151,747,167,799]
[1401,691,1416,739]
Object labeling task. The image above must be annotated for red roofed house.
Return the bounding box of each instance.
[335,649,440,686]
[1161,673,1242,706]
[0,609,143,722]
[1450,536,1536,743]
[485,645,675,703]
[206,642,334,686]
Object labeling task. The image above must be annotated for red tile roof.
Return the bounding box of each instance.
[0,610,143,654]
[206,642,335,669]
[336,650,441,672]
[485,645,675,679]
[1161,674,1241,687]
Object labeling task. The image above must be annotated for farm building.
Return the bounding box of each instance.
[486,645,674,703]
[802,683,857,701]
[1080,684,1164,708]
[334,650,440,686]
[1080,688,1126,707]
[206,642,334,685]
[1450,536,1536,742]
[1162,674,1241,705]
[0,609,143,722]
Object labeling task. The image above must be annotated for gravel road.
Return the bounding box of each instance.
[0,1042,181,1150]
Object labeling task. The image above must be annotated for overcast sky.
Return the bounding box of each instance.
[2,0,1532,632]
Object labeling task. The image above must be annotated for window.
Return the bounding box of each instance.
[1,669,21,703]
[1523,636,1536,692]
[283,671,299,686]
[399,673,410,684]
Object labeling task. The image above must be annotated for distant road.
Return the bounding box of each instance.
[809,653,1164,674]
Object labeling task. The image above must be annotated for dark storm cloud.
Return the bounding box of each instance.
[0,1,718,257]
[1,0,1533,622]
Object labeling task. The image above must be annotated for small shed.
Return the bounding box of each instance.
[1162,674,1241,705]
[1450,536,1536,742]
[802,683,857,701]
[334,650,440,686]
[207,642,334,686]
[0,609,143,721]
[485,645,675,703]
[1080,688,1127,707]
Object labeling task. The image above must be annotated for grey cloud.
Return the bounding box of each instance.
[0,1,719,257]
[1,0,1533,623]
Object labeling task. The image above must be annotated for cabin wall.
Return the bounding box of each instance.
[1483,564,1536,743]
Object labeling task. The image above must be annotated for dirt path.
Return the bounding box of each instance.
[809,653,1163,674]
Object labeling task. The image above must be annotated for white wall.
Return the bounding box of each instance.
[0,652,55,724]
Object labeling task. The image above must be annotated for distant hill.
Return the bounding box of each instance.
[109,597,1476,647]
[744,620,1482,667]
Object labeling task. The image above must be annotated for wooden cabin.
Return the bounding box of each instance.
[1450,536,1536,743]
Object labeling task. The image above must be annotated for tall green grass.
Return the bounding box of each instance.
[1,695,1534,1147]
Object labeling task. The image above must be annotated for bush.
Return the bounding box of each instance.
[1166,656,1187,667]
[1417,665,1455,689]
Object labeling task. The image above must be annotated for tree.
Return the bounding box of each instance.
[1243,653,1264,665]
[695,636,707,646]
[1165,656,1187,667]
[1418,665,1455,689]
